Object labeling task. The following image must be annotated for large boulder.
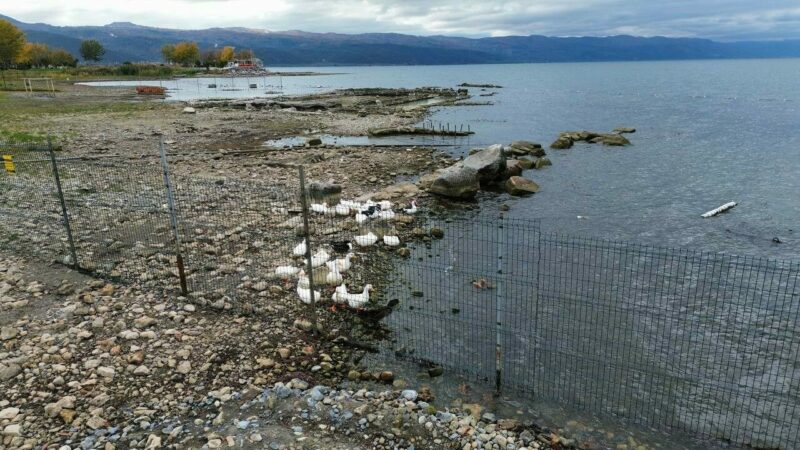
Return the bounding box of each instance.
[503,159,525,177]
[505,176,540,196]
[427,164,481,199]
[534,157,552,169]
[462,144,507,183]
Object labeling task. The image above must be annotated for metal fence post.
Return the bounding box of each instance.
[159,140,189,297]
[495,217,505,393]
[298,165,318,333]
[47,136,79,269]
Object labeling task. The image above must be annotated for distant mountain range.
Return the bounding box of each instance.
[3,14,800,65]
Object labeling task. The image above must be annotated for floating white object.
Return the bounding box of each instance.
[701,202,737,218]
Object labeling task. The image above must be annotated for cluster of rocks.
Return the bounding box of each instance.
[550,129,634,149]
[182,380,569,449]
[421,141,549,199]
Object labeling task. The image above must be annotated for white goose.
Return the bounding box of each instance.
[311,249,331,268]
[334,252,354,273]
[296,285,322,305]
[383,234,400,247]
[342,284,373,309]
[275,265,301,277]
[404,200,418,215]
[293,239,308,257]
[354,232,378,247]
[325,261,343,284]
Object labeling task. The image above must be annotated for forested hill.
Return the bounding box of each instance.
[3,14,800,65]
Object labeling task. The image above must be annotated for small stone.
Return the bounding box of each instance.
[182,107,196,114]
[430,227,445,239]
[277,348,290,359]
[378,371,394,382]
[2,424,21,437]
[96,366,115,378]
[347,370,360,381]
[0,407,19,420]
[401,390,418,401]
[134,365,150,376]
[59,409,76,424]
[428,366,444,377]
[0,327,18,341]
[176,360,191,374]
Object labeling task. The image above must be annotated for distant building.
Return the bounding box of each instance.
[223,58,264,71]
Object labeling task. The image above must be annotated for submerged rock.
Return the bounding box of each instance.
[534,157,552,169]
[613,127,636,134]
[505,176,540,196]
[509,140,546,157]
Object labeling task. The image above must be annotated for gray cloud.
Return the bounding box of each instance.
[2,0,799,40]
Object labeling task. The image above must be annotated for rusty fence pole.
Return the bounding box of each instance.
[47,136,79,269]
[298,165,318,333]
[159,140,189,297]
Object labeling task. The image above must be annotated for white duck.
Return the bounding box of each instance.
[332,283,349,304]
[334,252,354,272]
[343,284,373,309]
[311,248,330,268]
[325,261,343,284]
[404,200,418,215]
[374,209,395,221]
[296,285,321,305]
[354,232,378,247]
[334,204,351,216]
[383,234,400,247]
[275,265,301,277]
[293,239,307,257]
[311,202,329,214]
[340,200,363,213]
[297,269,310,288]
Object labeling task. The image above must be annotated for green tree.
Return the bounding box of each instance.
[79,39,105,62]
[161,44,176,63]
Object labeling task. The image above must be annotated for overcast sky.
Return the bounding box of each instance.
[3,0,800,41]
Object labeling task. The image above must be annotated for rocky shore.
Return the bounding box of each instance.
[0,80,641,448]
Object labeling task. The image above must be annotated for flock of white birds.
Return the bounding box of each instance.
[275,198,418,310]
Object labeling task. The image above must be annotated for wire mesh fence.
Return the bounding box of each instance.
[382,215,800,449]
[2,138,799,449]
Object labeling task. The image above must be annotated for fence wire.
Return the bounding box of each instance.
[1,139,799,449]
[382,216,800,449]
